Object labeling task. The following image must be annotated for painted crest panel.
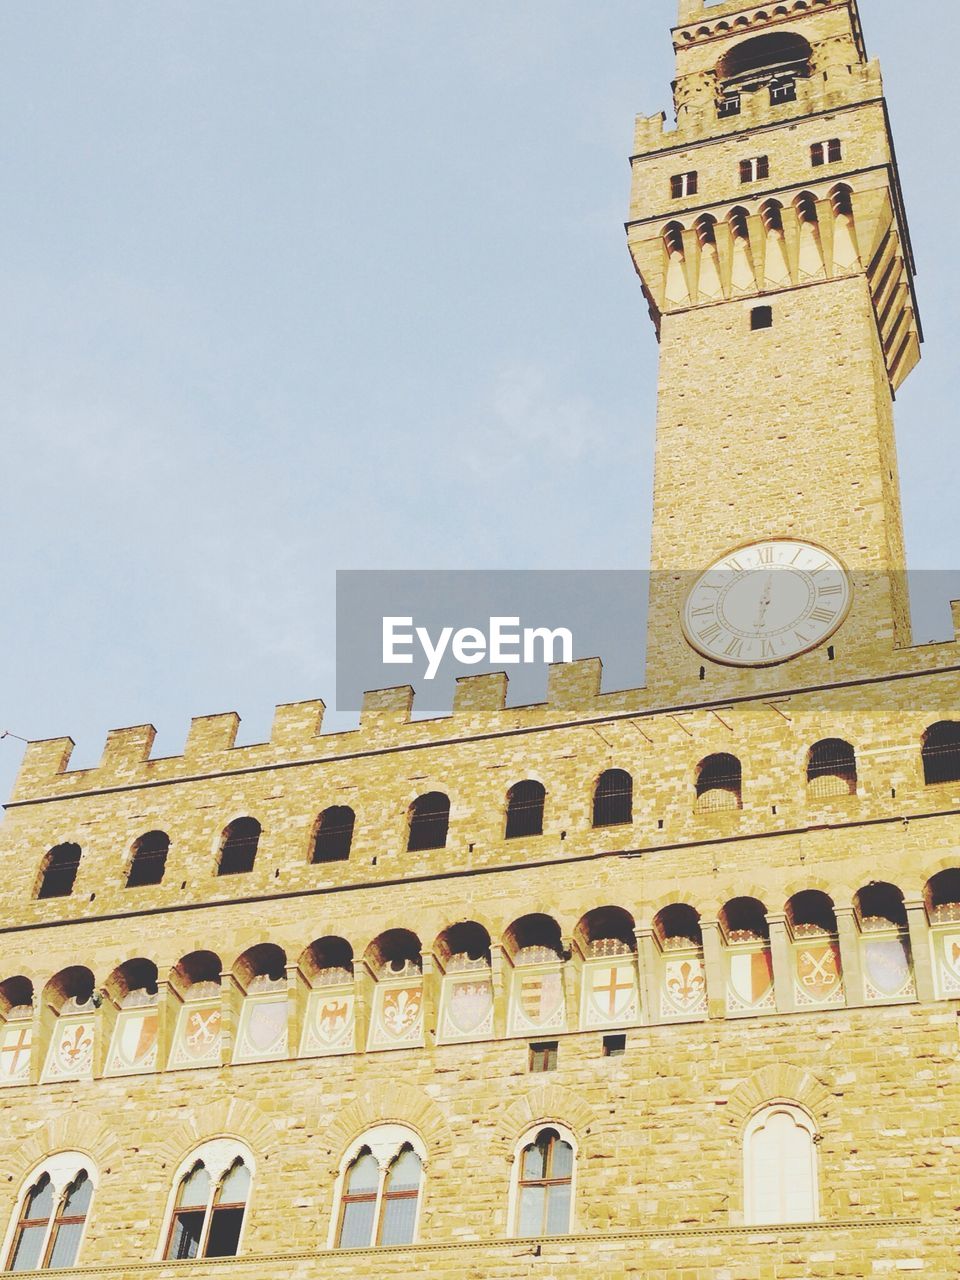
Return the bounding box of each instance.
[300,988,355,1056]
[862,933,915,1001]
[793,940,844,1006]
[0,1022,32,1085]
[105,1008,159,1075]
[438,975,494,1043]
[233,995,289,1063]
[726,947,775,1014]
[935,929,960,998]
[508,967,565,1036]
[660,952,707,1019]
[168,1000,222,1069]
[367,983,424,1050]
[42,1017,95,1082]
[581,960,639,1029]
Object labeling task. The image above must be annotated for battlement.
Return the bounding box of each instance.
[674,0,865,65]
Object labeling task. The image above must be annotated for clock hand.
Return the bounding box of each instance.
[754,572,773,631]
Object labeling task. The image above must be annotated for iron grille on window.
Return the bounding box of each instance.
[695,755,742,813]
[922,723,960,786]
[37,844,81,899]
[126,831,169,887]
[218,818,261,876]
[505,781,546,839]
[407,793,450,852]
[807,739,857,798]
[312,806,355,863]
[593,769,633,827]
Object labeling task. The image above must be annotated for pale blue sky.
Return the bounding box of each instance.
[1,0,958,802]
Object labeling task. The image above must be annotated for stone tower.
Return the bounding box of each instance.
[628,0,922,695]
[0,2,956,1277]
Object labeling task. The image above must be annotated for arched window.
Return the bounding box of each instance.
[333,1126,424,1249]
[505,780,545,839]
[126,830,169,888]
[743,1104,818,1224]
[407,792,449,852]
[592,769,633,827]
[311,806,355,863]
[717,32,812,89]
[695,753,742,812]
[217,818,261,876]
[163,1144,252,1260]
[36,844,81,900]
[806,739,857,797]
[513,1127,575,1238]
[6,1157,95,1272]
[922,722,960,785]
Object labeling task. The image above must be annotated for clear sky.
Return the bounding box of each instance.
[1,0,958,804]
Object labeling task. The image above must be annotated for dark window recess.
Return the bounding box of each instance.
[740,155,769,183]
[751,305,773,330]
[718,93,741,117]
[670,170,698,199]
[696,753,743,812]
[37,844,81,899]
[603,1033,627,1058]
[593,769,633,827]
[529,1041,558,1073]
[505,780,546,839]
[205,1208,245,1258]
[218,817,261,876]
[770,78,797,104]
[922,722,960,786]
[312,806,356,863]
[126,830,169,888]
[407,792,450,852]
[812,139,842,166]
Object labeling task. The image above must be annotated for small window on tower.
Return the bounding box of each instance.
[751,305,773,331]
[670,171,698,199]
[529,1041,558,1073]
[740,156,769,183]
[812,139,842,166]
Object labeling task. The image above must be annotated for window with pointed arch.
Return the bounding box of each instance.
[511,1125,576,1238]
[743,1103,819,1225]
[333,1125,425,1249]
[4,1155,95,1272]
[162,1141,253,1260]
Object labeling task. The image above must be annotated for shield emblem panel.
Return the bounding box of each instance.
[581,961,639,1029]
[508,968,565,1036]
[300,989,355,1057]
[0,1022,32,1086]
[43,1017,95,1082]
[936,930,960,998]
[368,983,424,1050]
[233,996,289,1063]
[862,934,914,1001]
[726,948,775,1014]
[106,1008,159,1075]
[660,953,707,1019]
[168,1000,222,1069]
[793,940,844,1006]
[438,976,494,1042]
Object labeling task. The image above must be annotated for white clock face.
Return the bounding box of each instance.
[681,539,852,667]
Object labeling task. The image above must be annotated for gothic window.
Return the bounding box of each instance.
[126,830,169,888]
[6,1158,95,1272]
[740,155,769,183]
[592,769,633,827]
[811,138,842,166]
[921,722,960,785]
[505,780,546,839]
[334,1127,425,1249]
[743,1104,818,1225]
[695,753,742,812]
[670,170,698,198]
[311,806,355,863]
[163,1144,252,1260]
[513,1127,575,1238]
[806,738,857,797]
[407,792,449,852]
[217,818,261,876]
[36,844,81,900]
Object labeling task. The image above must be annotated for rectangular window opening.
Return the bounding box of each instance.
[740,156,769,184]
[670,170,698,199]
[529,1041,558,1073]
[602,1033,626,1058]
[751,305,773,331]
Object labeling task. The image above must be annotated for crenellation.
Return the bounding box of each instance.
[183,711,241,761]
[546,657,602,708]
[359,684,414,729]
[452,671,508,718]
[269,697,326,750]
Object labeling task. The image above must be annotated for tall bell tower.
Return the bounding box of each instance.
[627,0,921,697]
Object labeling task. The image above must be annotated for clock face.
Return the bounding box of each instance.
[681,539,852,668]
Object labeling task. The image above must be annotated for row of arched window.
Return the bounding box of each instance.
[4,1101,822,1269]
[7,871,960,1088]
[33,724,960,898]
